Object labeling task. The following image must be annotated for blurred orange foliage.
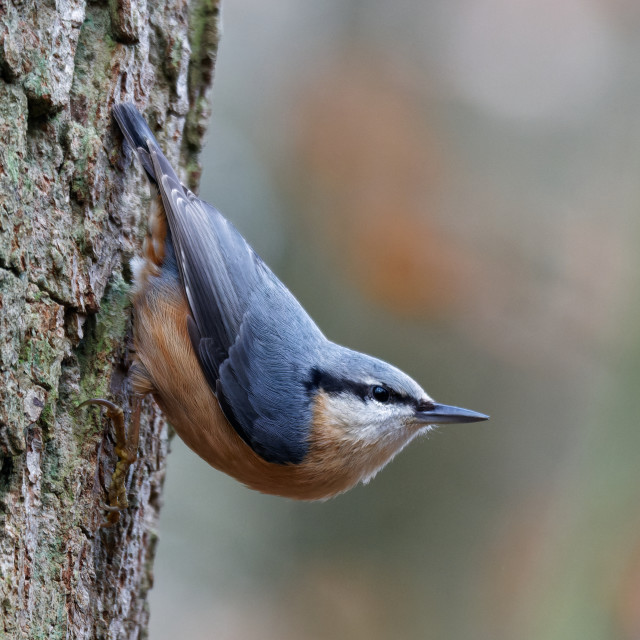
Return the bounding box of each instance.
[292,53,476,318]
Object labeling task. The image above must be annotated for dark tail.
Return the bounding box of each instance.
[112,103,161,184]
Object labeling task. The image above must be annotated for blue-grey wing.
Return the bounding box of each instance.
[148,146,322,464]
[207,286,322,464]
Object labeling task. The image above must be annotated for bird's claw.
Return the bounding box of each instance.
[101,502,127,513]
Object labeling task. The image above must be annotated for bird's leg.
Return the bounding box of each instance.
[77,396,142,527]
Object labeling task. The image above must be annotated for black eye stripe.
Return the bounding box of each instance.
[306,368,414,406]
[305,368,369,400]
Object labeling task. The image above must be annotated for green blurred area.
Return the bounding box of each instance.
[149,2,640,638]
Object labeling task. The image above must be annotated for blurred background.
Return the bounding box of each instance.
[149,1,640,638]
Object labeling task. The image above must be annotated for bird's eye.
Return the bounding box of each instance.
[371,386,390,403]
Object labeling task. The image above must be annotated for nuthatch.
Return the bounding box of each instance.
[83,103,487,518]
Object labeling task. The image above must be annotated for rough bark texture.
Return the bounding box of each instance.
[0,0,220,637]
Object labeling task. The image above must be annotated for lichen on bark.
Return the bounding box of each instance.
[0,0,220,637]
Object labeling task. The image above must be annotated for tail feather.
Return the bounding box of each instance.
[112,103,161,183]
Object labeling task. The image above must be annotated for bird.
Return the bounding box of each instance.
[83,102,487,514]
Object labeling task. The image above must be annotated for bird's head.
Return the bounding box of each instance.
[306,348,487,480]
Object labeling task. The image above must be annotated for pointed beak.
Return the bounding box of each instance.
[416,402,489,425]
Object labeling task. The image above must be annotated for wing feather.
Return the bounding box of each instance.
[147,142,322,463]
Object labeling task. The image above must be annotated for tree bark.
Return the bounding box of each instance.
[0,0,220,637]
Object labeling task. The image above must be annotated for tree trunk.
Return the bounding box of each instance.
[0,0,220,637]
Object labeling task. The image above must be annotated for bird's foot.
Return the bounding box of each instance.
[77,397,142,527]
